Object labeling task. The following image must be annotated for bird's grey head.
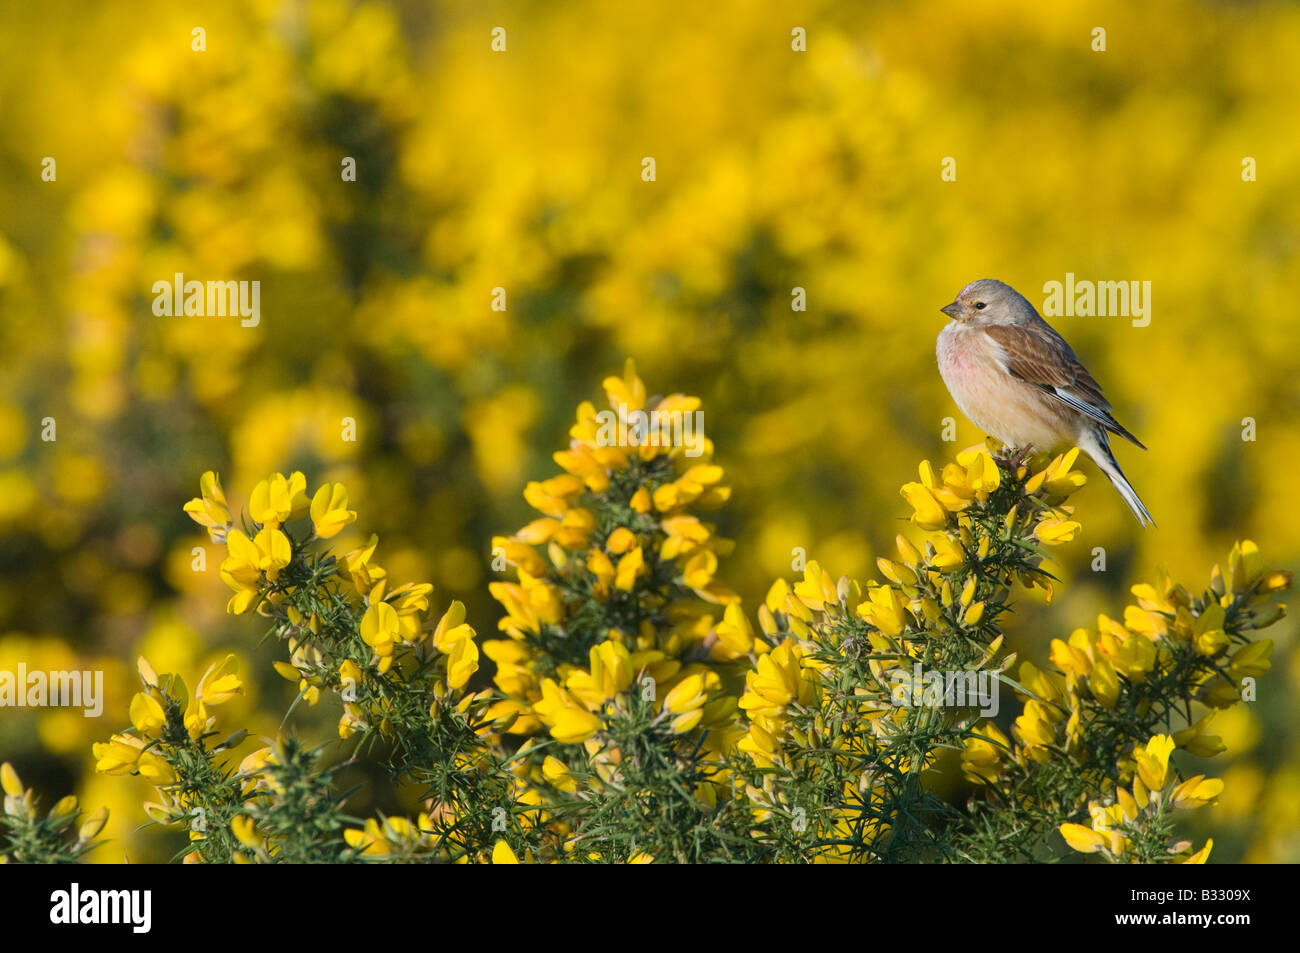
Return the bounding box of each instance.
[940,279,1038,326]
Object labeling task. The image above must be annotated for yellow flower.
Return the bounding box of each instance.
[493,840,520,864]
[603,358,646,412]
[662,673,708,733]
[606,527,637,554]
[542,755,578,793]
[0,762,22,797]
[92,733,144,775]
[339,659,363,690]
[739,638,811,721]
[1060,822,1106,853]
[900,482,947,531]
[344,534,386,595]
[1171,775,1224,809]
[1183,839,1213,864]
[92,734,173,782]
[793,561,839,611]
[1194,628,1230,657]
[1109,634,1156,681]
[1016,661,1063,705]
[737,719,781,768]
[361,602,401,664]
[196,654,243,707]
[483,639,538,702]
[344,823,385,856]
[515,518,559,545]
[1014,701,1057,750]
[1228,639,1272,678]
[129,691,167,738]
[489,581,540,638]
[896,534,922,567]
[386,582,434,642]
[182,470,232,542]
[494,534,549,577]
[927,534,966,572]
[614,546,645,590]
[231,815,260,849]
[519,571,565,624]
[1226,539,1262,593]
[1034,516,1081,545]
[444,631,479,690]
[310,482,358,538]
[533,679,602,744]
[1172,712,1225,757]
[1195,675,1241,709]
[586,548,615,593]
[249,471,309,526]
[1049,632,1093,681]
[1025,448,1088,501]
[549,707,602,744]
[948,446,1001,502]
[856,585,910,637]
[683,549,718,590]
[567,640,634,708]
[78,806,108,843]
[220,527,292,613]
[713,601,757,660]
[961,722,1010,784]
[661,515,710,559]
[1133,734,1176,791]
[523,474,585,517]
[554,507,596,549]
[1088,657,1119,709]
[432,600,472,653]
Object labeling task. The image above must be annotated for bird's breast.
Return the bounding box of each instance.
[935,324,1069,448]
[936,324,992,385]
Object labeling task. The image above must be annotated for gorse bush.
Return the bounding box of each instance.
[4,1,1298,865]
[4,363,1285,864]
[0,762,107,864]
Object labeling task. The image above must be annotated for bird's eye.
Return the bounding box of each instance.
[975,302,986,310]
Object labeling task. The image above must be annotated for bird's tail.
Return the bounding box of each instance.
[1079,429,1155,528]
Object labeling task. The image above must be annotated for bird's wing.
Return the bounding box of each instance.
[983,322,1146,449]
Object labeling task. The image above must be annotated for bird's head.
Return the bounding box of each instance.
[940,279,1037,326]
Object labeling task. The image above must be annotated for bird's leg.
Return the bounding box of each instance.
[990,441,1017,466]
[987,439,1037,474]
[1007,444,1036,471]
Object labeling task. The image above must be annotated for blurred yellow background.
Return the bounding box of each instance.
[1,0,1297,862]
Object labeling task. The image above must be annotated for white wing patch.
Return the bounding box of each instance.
[1049,387,1119,432]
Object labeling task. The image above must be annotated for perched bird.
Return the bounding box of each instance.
[936,278,1153,527]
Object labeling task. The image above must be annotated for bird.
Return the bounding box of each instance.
[936,278,1153,527]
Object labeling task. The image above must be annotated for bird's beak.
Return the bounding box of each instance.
[940,302,962,319]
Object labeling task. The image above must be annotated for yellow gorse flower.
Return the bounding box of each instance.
[249,471,309,527]
[360,602,400,668]
[220,527,291,613]
[1134,734,1176,797]
[183,470,232,542]
[310,482,358,539]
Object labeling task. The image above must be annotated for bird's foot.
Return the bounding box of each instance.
[998,444,1036,473]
